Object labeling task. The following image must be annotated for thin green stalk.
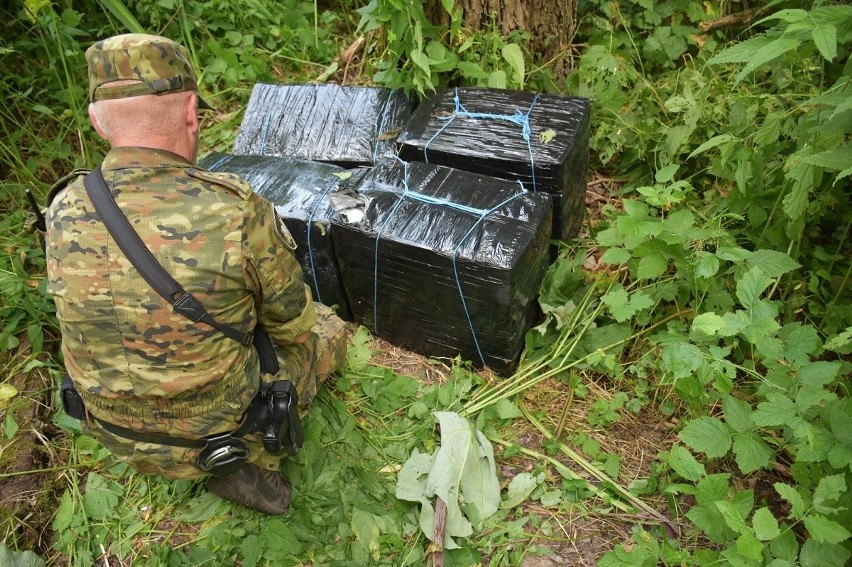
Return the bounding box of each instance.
[521,407,679,536]
[489,436,632,513]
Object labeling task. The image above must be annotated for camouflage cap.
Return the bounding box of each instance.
[86,33,213,110]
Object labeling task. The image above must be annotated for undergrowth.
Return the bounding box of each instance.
[0,0,850,566]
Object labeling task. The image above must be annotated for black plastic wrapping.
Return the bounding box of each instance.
[333,159,552,375]
[397,88,590,239]
[199,152,352,320]
[232,83,414,168]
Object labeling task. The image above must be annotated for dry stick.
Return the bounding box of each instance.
[698,9,754,32]
[428,497,447,567]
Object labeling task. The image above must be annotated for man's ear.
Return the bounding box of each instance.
[88,103,108,140]
[186,92,199,135]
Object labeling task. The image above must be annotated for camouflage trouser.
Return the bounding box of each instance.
[85,304,348,479]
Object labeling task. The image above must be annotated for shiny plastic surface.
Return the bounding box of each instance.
[397,88,590,239]
[333,159,552,374]
[233,83,413,168]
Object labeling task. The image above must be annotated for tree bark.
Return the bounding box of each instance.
[428,0,578,81]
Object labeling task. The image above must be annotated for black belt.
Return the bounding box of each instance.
[94,414,257,449]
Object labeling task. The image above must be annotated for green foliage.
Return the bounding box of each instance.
[357,0,539,95]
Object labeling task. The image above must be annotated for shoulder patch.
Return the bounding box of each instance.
[187,167,253,200]
[47,168,90,207]
[274,207,298,251]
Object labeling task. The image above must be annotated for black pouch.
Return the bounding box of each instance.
[61,373,86,420]
[196,433,250,477]
[262,381,304,456]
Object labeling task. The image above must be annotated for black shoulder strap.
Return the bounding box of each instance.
[83,166,253,346]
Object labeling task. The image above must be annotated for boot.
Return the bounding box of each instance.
[205,463,292,515]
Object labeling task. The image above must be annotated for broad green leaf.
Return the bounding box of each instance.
[52,491,74,533]
[813,475,846,513]
[636,252,668,279]
[715,501,750,534]
[679,417,732,458]
[746,250,800,278]
[795,385,836,412]
[262,518,302,555]
[693,251,720,279]
[770,528,800,563]
[753,393,797,427]
[4,414,18,439]
[686,503,730,543]
[668,444,706,481]
[799,144,852,172]
[688,133,737,159]
[736,533,765,561]
[0,545,46,567]
[692,312,726,336]
[240,535,262,567]
[177,492,228,522]
[655,164,679,183]
[803,514,851,544]
[456,61,489,80]
[410,48,431,76]
[754,112,781,147]
[812,24,837,61]
[695,473,732,504]
[799,539,851,567]
[736,267,773,310]
[345,326,374,372]
[601,247,631,265]
[734,37,801,85]
[82,472,122,520]
[716,246,751,262]
[501,43,524,87]
[752,507,780,541]
[402,412,500,549]
[774,483,805,520]
[601,287,654,322]
[487,70,507,89]
[0,384,18,409]
[723,396,754,433]
[798,361,842,386]
[492,399,522,419]
[733,432,773,473]
[501,472,540,509]
[824,327,852,353]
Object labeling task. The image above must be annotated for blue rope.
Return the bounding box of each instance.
[206,156,228,172]
[259,112,272,156]
[422,88,541,191]
[306,178,339,304]
[371,157,528,366]
[451,181,528,366]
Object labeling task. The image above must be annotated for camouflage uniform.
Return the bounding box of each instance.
[46,35,347,480]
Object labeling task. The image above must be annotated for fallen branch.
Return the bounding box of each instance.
[427,496,447,567]
[699,10,753,32]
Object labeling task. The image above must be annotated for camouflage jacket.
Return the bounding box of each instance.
[46,147,316,435]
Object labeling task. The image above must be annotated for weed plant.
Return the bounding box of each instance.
[0,0,850,565]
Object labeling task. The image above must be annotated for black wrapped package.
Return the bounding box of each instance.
[333,159,552,375]
[199,152,353,320]
[232,83,413,168]
[397,87,590,239]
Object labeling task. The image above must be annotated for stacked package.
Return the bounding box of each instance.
[199,152,352,319]
[397,88,590,239]
[232,83,413,168]
[332,159,552,374]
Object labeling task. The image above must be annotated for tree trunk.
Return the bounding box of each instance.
[429,0,578,82]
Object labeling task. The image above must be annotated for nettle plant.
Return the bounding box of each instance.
[587,4,851,566]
